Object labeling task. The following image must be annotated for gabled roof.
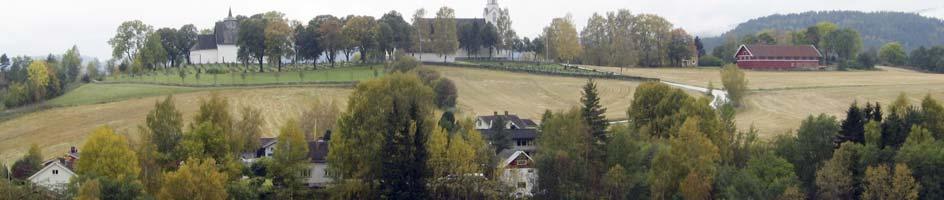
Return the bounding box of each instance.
[737,44,822,58]
[500,151,533,167]
[477,114,538,130]
[193,34,218,50]
[28,160,76,181]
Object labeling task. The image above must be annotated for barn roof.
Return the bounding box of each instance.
[739,44,822,58]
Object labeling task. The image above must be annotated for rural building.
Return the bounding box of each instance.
[734,44,822,70]
[409,0,512,62]
[242,134,332,188]
[476,111,539,155]
[28,147,80,192]
[190,9,240,64]
[498,150,537,198]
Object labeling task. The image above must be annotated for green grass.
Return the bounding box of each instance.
[105,65,384,86]
[46,84,208,106]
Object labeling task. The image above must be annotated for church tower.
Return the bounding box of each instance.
[484,0,500,25]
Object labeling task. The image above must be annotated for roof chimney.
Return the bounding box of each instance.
[504,111,509,116]
[493,111,498,116]
[70,146,77,154]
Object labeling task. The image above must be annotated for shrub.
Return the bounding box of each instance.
[698,55,725,67]
[391,53,420,73]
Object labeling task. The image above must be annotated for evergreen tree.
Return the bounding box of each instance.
[488,115,512,154]
[580,78,608,190]
[837,102,866,144]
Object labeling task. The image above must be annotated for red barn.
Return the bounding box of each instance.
[734,44,822,70]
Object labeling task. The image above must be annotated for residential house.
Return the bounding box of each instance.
[243,133,332,188]
[476,111,539,155]
[28,147,79,192]
[498,150,537,198]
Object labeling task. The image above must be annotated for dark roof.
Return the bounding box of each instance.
[308,140,329,163]
[193,34,218,50]
[740,45,822,58]
[477,114,538,130]
[479,128,538,140]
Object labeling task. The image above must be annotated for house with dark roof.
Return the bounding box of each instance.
[28,146,80,193]
[242,133,333,188]
[734,44,823,70]
[476,111,539,155]
[498,150,537,198]
[190,9,240,64]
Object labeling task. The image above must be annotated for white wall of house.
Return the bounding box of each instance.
[501,168,537,197]
[28,163,74,192]
[307,163,331,187]
[191,49,219,64]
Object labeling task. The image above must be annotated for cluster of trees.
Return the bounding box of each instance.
[702,11,944,52]
[580,10,695,68]
[0,47,102,109]
[908,45,944,73]
[108,20,198,75]
[534,80,944,200]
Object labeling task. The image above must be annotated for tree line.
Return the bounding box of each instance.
[107,6,520,74]
[0,47,103,109]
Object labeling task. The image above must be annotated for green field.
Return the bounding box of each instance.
[46,84,209,106]
[104,65,384,86]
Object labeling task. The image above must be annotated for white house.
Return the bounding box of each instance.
[476,111,539,154]
[499,150,538,198]
[190,9,240,64]
[28,147,80,193]
[243,134,333,188]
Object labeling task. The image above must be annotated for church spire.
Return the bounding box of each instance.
[228,7,233,18]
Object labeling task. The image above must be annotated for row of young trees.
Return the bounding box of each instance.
[0,48,103,109]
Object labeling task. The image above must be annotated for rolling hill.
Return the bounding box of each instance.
[702,11,944,52]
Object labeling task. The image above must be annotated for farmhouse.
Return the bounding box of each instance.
[498,150,537,198]
[242,133,332,188]
[28,147,80,192]
[734,44,822,70]
[476,111,539,155]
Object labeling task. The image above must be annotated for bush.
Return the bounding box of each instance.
[391,53,420,73]
[698,55,725,67]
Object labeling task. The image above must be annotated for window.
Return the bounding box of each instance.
[517,182,527,188]
[516,159,528,166]
[52,170,58,175]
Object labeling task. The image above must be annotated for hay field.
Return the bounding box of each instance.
[586,66,944,90]
[428,65,644,122]
[586,65,944,137]
[0,86,351,163]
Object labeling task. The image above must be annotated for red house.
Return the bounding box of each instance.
[734,44,822,70]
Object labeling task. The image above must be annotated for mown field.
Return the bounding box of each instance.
[8,63,934,163]
[587,65,944,136]
[0,65,653,164]
[104,65,383,86]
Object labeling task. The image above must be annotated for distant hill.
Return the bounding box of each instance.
[702,11,944,52]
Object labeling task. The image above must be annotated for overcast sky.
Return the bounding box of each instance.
[2,0,942,60]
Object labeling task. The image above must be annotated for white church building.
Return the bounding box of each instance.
[190,9,240,64]
[410,0,513,62]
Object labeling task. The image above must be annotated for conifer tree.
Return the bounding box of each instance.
[838,102,866,144]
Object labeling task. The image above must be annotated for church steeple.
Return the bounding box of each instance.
[228,7,233,18]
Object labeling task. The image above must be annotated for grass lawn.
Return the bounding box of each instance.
[104,65,384,86]
[46,84,208,106]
